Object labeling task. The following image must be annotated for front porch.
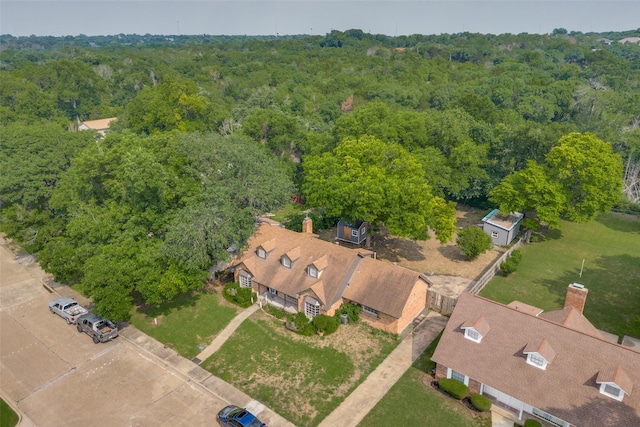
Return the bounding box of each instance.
[260,292,298,314]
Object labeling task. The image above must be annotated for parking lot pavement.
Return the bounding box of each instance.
[0,237,294,427]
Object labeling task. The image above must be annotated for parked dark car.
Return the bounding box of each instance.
[216,405,265,427]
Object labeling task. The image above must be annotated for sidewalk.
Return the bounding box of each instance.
[318,311,448,427]
[192,303,260,364]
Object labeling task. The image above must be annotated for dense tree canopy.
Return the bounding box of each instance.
[490,133,623,226]
[1,29,638,317]
[302,135,457,242]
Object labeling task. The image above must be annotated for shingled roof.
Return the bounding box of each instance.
[234,222,427,319]
[432,292,640,427]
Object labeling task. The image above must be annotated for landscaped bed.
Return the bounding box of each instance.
[129,289,239,359]
[201,309,398,427]
[480,212,640,339]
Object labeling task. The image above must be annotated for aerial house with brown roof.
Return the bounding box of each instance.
[431,285,640,427]
[231,219,430,335]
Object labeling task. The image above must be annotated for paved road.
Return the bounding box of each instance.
[0,237,293,427]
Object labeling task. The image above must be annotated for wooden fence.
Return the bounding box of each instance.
[427,290,457,316]
[465,235,526,295]
[426,234,527,316]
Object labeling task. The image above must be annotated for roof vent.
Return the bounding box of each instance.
[571,283,585,289]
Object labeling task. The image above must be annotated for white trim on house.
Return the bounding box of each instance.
[239,271,252,288]
[257,247,266,259]
[463,327,482,343]
[525,352,549,370]
[447,368,469,386]
[599,383,624,401]
[281,256,291,268]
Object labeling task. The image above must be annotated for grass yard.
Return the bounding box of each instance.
[480,213,640,338]
[129,290,238,359]
[0,398,19,427]
[201,310,398,427]
[359,334,490,427]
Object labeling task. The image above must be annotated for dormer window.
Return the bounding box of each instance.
[601,384,623,400]
[464,328,480,342]
[461,316,490,343]
[523,339,555,370]
[281,256,291,268]
[257,248,266,259]
[527,353,547,368]
[596,366,632,402]
[257,238,276,259]
[309,265,318,278]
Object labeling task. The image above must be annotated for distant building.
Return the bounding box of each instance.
[481,209,523,246]
[78,117,117,137]
[618,37,640,44]
[336,219,369,245]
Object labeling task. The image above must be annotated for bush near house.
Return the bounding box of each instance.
[524,420,542,427]
[286,312,316,336]
[438,378,470,400]
[457,227,493,260]
[469,394,492,412]
[500,249,523,276]
[313,314,340,335]
[336,301,361,323]
[223,282,256,307]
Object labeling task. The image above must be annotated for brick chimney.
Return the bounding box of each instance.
[302,216,313,234]
[564,283,588,313]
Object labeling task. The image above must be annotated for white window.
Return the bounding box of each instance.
[491,231,499,238]
[281,256,291,268]
[449,369,468,385]
[527,353,547,369]
[351,229,358,237]
[305,300,320,319]
[239,274,252,288]
[257,247,266,259]
[600,383,624,401]
[464,328,481,342]
[267,287,277,296]
[362,305,378,318]
[532,408,566,427]
[308,265,318,278]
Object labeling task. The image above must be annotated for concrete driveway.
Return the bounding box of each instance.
[0,238,292,427]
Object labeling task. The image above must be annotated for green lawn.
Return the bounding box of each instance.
[359,334,491,427]
[201,312,398,427]
[480,213,640,338]
[269,201,305,223]
[129,290,238,359]
[0,398,19,427]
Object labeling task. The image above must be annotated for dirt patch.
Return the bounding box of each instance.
[317,205,505,281]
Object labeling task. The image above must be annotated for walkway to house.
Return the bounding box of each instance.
[192,303,260,364]
[318,311,448,427]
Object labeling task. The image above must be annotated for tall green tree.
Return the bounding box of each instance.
[490,132,623,226]
[302,135,456,242]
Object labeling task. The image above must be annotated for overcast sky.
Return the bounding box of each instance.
[1,1,638,37]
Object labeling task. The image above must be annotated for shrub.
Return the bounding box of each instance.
[223,282,256,307]
[500,249,523,276]
[521,218,540,231]
[438,378,469,400]
[524,420,542,427]
[469,394,492,412]
[312,314,340,335]
[457,227,493,260]
[336,302,361,323]
[286,312,316,336]
[263,304,287,319]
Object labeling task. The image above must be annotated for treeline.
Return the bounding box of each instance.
[1,30,638,319]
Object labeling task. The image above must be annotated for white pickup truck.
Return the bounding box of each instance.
[49,297,88,324]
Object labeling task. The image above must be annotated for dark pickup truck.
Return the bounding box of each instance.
[76,313,119,343]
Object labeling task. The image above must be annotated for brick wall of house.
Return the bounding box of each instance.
[396,279,428,329]
[468,378,482,394]
[435,363,448,380]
